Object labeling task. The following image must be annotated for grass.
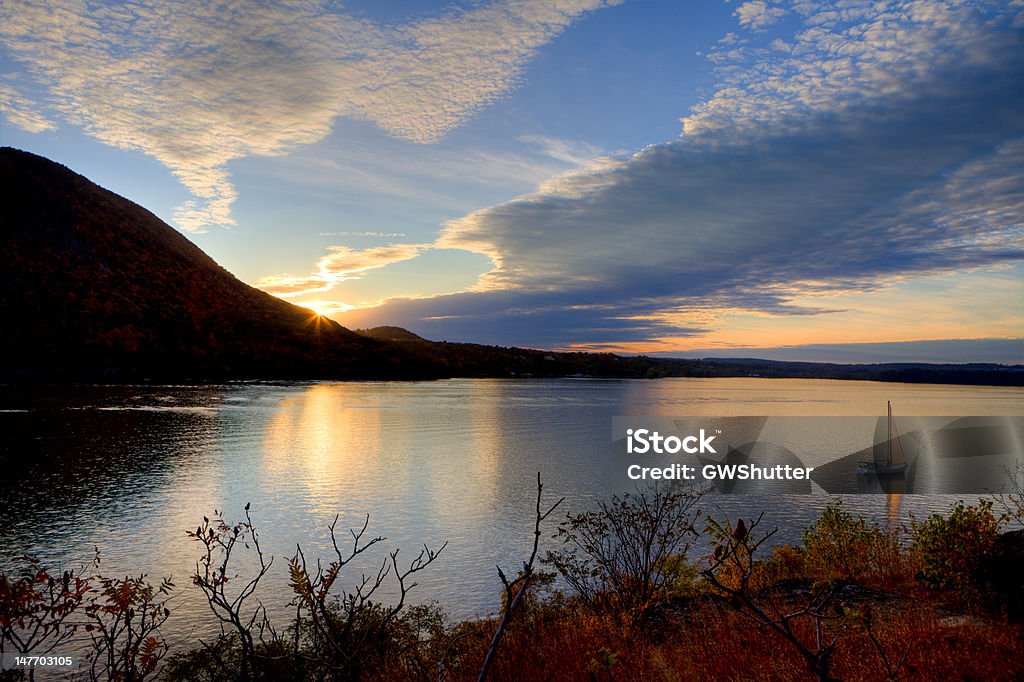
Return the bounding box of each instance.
[380,596,1023,681]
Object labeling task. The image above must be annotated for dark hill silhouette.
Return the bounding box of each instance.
[0,147,394,380]
[1,147,1019,385]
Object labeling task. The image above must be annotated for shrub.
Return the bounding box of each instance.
[543,483,705,614]
[179,507,446,682]
[0,554,171,682]
[761,543,805,584]
[910,499,1003,603]
[83,573,173,682]
[703,514,847,682]
[801,502,903,584]
[0,556,89,670]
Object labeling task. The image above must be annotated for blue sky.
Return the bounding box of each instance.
[1,0,1021,362]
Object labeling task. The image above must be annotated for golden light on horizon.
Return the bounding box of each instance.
[557,267,1024,355]
[299,300,355,319]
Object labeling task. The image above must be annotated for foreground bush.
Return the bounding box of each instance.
[161,602,447,682]
[165,508,446,682]
[801,502,905,586]
[910,499,1004,606]
[0,553,172,682]
[542,483,705,615]
[2,486,1023,681]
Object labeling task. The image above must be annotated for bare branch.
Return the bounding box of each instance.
[478,472,563,682]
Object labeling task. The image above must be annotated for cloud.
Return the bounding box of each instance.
[517,135,608,166]
[257,243,427,299]
[0,0,619,231]
[260,135,591,215]
[318,232,407,238]
[734,1,787,30]
[0,81,54,133]
[318,244,427,276]
[346,1,1023,349]
[687,0,1019,139]
[339,289,708,349]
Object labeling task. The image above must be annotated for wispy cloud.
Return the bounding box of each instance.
[261,137,587,214]
[0,80,54,133]
[318,232,407,238]
[0,0,619,231]
[517,135,608,166]
[343,1,1023,349]
[257,243,427,299]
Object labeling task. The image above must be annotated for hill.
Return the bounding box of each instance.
[356,326,428,343]
[686,357,1023,385]
[0,147,396,380]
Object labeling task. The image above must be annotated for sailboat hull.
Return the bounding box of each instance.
[857,462,907,475]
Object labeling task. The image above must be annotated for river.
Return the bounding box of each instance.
[1,377,1020,632]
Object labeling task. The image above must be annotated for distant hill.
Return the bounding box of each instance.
[1,147,1019,385]
[356,326,428,343]
[671,357,1024,386]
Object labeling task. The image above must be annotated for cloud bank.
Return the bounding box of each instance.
[0,0,619,231]
[341,0,1024,350]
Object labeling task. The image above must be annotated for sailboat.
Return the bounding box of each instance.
[857,401,908,475]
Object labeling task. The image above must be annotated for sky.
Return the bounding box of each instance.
[1,0,1022,363]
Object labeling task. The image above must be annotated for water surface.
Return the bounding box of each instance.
[1,378,1020,630]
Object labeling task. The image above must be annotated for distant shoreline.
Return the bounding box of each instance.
[1,359,1021,389]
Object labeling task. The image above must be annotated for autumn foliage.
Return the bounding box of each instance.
[1,486,1022,681]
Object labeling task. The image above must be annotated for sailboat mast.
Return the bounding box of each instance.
[887,401,892,466]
